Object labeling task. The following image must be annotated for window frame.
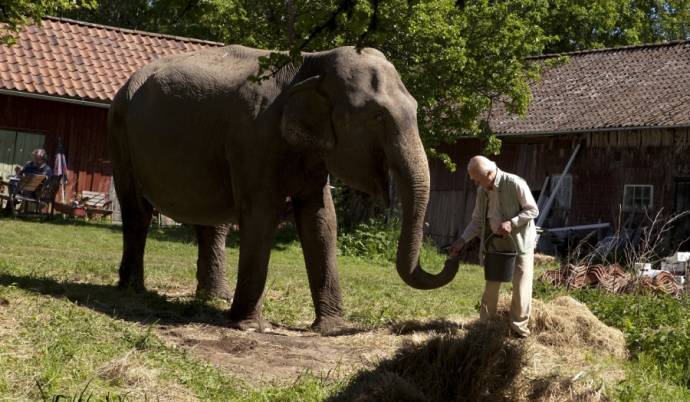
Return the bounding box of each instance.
[623,184,654,211]
[0,129,46,179]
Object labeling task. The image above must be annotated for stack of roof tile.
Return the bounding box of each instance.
[540,263,684,297]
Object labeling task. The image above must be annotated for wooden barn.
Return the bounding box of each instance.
[0,17,221,204]
[426,41,690,252]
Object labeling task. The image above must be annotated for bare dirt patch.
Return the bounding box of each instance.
[157,295,627,400]
[157,323,403,384]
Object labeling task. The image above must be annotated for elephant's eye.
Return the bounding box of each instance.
[374,114,383,121]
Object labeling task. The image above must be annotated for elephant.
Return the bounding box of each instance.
[107,45,459,333]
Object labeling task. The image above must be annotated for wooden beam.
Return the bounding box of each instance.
[536,143,581,228]
[536,176,550,211]
[543,223,610,233]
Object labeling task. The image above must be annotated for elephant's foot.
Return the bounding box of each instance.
[195,284,233,302]
[117,278,146,293]
[228,316,272,333]
[311,315,350,335]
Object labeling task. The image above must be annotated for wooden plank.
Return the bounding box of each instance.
[536,176,550,211]
[537,143,581,227]
[543,223,610,232]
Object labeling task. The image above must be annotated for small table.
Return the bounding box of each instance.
[1,176,19,190]
[0,176,20,212]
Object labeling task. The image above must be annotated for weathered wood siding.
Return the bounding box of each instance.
[427,128,690,246]
[0,94,111,202]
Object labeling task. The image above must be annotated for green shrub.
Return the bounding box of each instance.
[570,290,690,388]
[337,219,400,262]
[337,219,448,269]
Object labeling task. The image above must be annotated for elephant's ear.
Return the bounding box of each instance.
[281,76,335,152]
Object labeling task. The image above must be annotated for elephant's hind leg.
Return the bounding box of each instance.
[294,183,346,334]
[116,187,153,292]
[194,224,233,301]
[228,208,280,332]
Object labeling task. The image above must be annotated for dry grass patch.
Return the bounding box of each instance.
[530,296,626,359]
[97,350,158,388]
[97,350,199,401]
[328,296,626,402]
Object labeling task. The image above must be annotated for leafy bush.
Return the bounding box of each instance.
[338,219,400,262]
[574,291,690,388]
[336,218,446,267]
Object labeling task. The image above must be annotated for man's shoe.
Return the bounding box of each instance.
[510,325,529,339]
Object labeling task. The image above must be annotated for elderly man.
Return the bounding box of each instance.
[15,148,53,178]
[2,149,53,213]
[449,155,539,337]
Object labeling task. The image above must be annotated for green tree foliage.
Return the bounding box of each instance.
[542,0,690,53]
[0,0,95,45]
[52,0,690,165]
[61,0,551,168]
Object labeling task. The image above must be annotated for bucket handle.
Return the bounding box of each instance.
[485,232,518,254]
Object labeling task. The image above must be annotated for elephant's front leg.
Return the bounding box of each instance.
[293,184,346,334]
[227,208,280,332]
[194,224,233,301]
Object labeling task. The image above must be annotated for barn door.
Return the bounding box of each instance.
[0,130,46,179]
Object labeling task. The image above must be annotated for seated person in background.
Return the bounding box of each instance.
[15,148,53,178]
[6,149,53,206]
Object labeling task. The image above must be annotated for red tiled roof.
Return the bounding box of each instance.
[490,41,690,135]
[0,17,223,104]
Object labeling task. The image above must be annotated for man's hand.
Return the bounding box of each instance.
[449,238,466,257]
[495,221,513,236]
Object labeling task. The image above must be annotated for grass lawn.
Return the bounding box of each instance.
[0,218,488,400]
[2,218,689,401]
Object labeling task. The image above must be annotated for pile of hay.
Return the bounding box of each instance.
[328,296,626,402]
[530,296,626,359]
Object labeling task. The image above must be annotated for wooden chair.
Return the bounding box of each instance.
[80,190,113,218]
[0,174,48,215]
[14,175,62,218]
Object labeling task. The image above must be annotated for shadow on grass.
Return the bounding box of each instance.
[388,319,466,335]
[2,215,300,250]
[327,319,525,402]
[0,273,231,327]
[268,319,468,338]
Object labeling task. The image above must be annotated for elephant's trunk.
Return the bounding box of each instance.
[389,134,459,290]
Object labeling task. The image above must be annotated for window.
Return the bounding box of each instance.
[0,129,46,179]
[623,185,653,211]
[549,174,572,209]
[674,180,690,212]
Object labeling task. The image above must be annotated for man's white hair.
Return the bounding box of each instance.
[467,155,497,176]
[32,148,47,161]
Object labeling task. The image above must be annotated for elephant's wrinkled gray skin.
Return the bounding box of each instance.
[108,45,459,333]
